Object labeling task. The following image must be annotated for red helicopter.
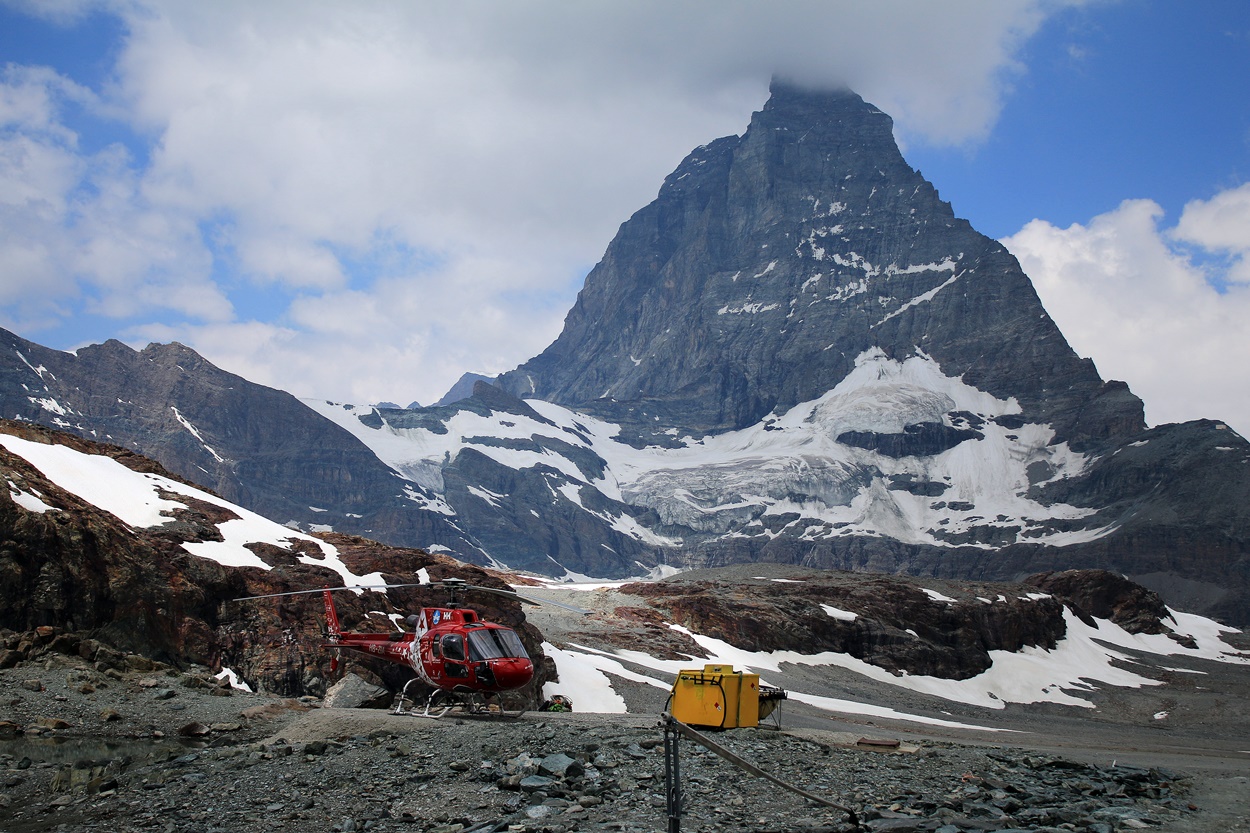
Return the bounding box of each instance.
[238,576,586,717]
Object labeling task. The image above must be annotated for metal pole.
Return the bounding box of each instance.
[664,715,682,833]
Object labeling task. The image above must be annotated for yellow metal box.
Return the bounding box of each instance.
[669,664,764,729]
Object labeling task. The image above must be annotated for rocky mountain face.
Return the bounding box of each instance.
[496,82,1142,449]
[1,81,1247,625]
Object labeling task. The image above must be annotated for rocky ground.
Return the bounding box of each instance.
[2,632,1248,833]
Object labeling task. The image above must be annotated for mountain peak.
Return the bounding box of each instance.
[500,86,1140,447]
[763,78,879,117]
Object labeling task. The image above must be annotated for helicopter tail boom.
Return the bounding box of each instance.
[322,589,342,641]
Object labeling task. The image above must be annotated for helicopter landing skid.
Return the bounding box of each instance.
[392,682,526,720]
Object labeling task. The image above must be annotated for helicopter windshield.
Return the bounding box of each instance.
[466,627,529,661]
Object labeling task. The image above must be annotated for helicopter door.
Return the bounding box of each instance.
[440,634,469,678]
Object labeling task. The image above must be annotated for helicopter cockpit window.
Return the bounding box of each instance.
[441,634,466,662]
[466,628,529,661]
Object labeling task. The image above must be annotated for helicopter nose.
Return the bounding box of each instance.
[491,657,534,690]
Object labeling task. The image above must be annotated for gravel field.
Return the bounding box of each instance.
[2,642,1248,833]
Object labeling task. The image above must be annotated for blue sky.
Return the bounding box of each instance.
[1,0,1248,435]
[910,2,1250,237]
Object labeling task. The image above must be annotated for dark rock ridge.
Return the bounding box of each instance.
[620,567,1183,681]
[498,81,1143,449]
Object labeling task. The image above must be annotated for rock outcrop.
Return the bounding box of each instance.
[622,568,1187,681]
[0,420,549,700]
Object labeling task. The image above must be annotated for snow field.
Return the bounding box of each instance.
[0,433,384,587]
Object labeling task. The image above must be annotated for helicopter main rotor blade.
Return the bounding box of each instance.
[512,592,593,614]
[233,579,591,614]
[441,582,593,614]
[233,582,429,602]
[502,587,593,615]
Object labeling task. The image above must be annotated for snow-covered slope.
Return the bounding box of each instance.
[0,432,383,587]
[304,348,1114,575]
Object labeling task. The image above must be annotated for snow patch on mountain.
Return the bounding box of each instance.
[7,479,55,513]
[0,433,383,586]
[171,406,225,463]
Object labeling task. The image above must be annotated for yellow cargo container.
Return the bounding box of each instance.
[669,664,776,729]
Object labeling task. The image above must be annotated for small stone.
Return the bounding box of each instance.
[520,775,555,792]
[506,752,537,774]
[124,654,157,672]
[539,752,583,778]
[497,773,524,790]
[35,717,72,730]
[21,679,43,692]
[178,721,211,737]
[154,689,177,700]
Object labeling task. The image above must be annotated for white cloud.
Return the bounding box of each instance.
[4,0,1083,405]
[0,61,227,331]
[1002,191,1250,439]
[1172,182,1250,285]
